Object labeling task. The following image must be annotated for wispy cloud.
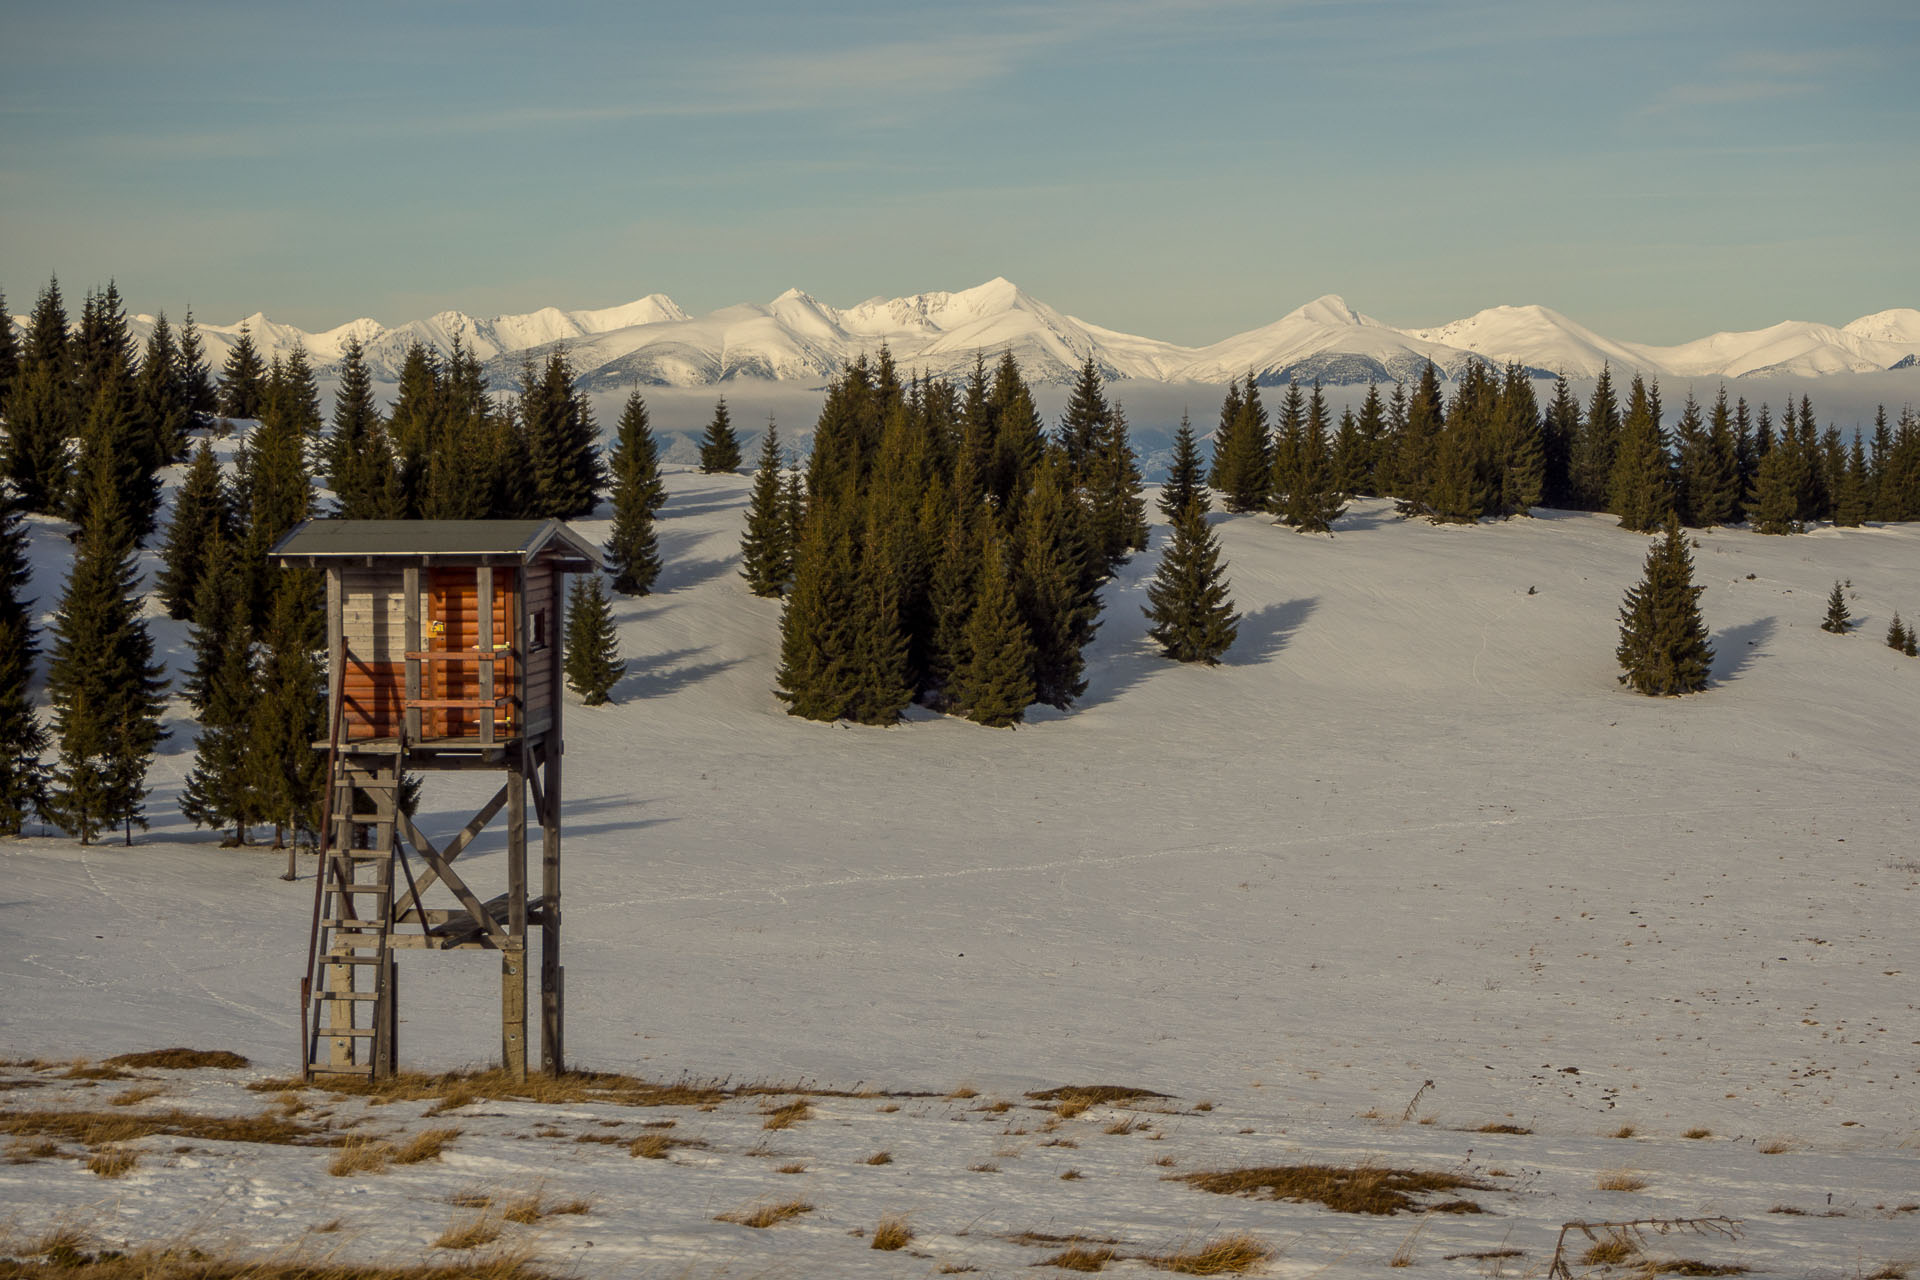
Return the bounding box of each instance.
[1642,48,1859,116]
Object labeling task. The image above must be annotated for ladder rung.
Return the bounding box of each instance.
[321,918,389,929]
[309,1063,377,1076]
[316,1028,378,1039]
[336,848,394,860]
[320,954,388,965]
[314,991,380,1002]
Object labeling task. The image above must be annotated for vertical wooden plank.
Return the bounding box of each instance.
[403,566,421,743]
[501,944,526,1081]
[540,565,565,1073]
[477,566,495,746]
[510,567,525,739]
[383,957,399,1076]
[326,569,344,733]
[508,743,527,939]
[327,955,353,1070]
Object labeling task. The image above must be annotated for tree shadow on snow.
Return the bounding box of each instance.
[1711,615,1776,684]
[1225,596,1318,668]
[613,645,743,700]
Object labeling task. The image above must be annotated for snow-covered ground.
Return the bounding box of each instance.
[3,468,1918,1277]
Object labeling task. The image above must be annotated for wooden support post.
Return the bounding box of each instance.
[540,744,563,1071]
[326,569,344,723]
[502,943,526,1081]
[403,566,421,742]
[478,566,495,746]
[378,956,398,1075]
[326,955,353,1070]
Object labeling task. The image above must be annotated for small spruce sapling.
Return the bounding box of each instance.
[564,574,626,705]
[698,398,743,474]
[1821,580,1851,634]
[1887,612,1908,652]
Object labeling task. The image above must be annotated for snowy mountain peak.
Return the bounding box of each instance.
[1842,308,1920,345]
[1283,294,1368,328]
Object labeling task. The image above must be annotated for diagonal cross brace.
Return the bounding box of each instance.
[397,805,510,947]
[398,785,509,897]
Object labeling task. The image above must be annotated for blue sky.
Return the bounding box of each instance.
[3,0,1915,344]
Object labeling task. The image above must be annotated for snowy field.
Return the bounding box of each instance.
[3,463,1918,1277]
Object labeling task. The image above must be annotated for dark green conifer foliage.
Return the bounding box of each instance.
[1389,361,1445,513]
[1085,402,1150,569]
[739,423,792,598]
[606,391,668,595]
[1609,375,1674,533]
[776,490,862,720]
[75,363,162,545]
[75,284,136,413]
[1748,429,1803,534]
[323,336,400,518]
[1330,406,1366,497]
[217,325,267,420]
[155,440,231,619]
[955,532,1034,728]
[1267,382,1305,522]
[1492,363,1544,516]
[1213,375,1272,514]
[1018,453,1099,709]
[5,278,78,515]
[1540,374,1580,508]
[1207,376,1243,493]
[1834,431,1871,528]
[1144,499,1239,665]
[983,353,1046,518]
[1569,364,1621,511]
[1616,515,1713,697]
[1793,398,1826,523]
[420,343,498,521]
[44,451,167,843]
[1058,356,1110,480]
[0,286,17,410]
[1887,612,1911,654]
[1158,413,1210,519]
[0,494,47,835]
[1280,382,1345,533]
[563,573,626,706]
[387,343,442,514]
[179,553,259,845]
[1820,581,1851,634]
[174,311,217,431]
[135,313,192,464]
[520,350,602,518]
[239,384,316,628]
[275,346,324,441]
[1681,387,1741,527]
[923,502,978,704]
[247,576,326,848]
[1819,426,1846,524]
[181,531,243,714]
[1876,406,1920,521]
[698,398,744,474]
[847,512,914,726]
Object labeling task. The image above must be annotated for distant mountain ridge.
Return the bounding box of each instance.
[25,279,1915,389]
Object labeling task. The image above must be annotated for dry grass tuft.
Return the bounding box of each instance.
[105,1048,249,1071]
[1105,1115,1144,1135]
[1042,1245,1118,1271]
[1863,1266,1909,1280]
[87,1146,138,1178]
[1476,1122,1531,1135]
[946,1085,979,1100]
[1027,1084,1167,1106]
[1,1106,329,1149]
[1054,1097,1093,1119]
[761,1099,813,1130]
[433,1214,503,1250]
[329,1137,392,1177]
[716,1199,814,1229]
[1140,1233,1274,1275]
[863,1149,893,1165]
[870,1215,913,1251]
[256,1066,785,1111]
[968,1162,999,1173]
[776,1161,807,1174]
[1581,1234,1639,1265]
[1177,1163,1489,1215]
[1682,1127,1712,1139]
[1611,1124,1638,1139]
[392,1127,461,1165]
[1756,1139,1795,1154]
[3,1232,556,1278]
[498,1193,591,1225]
[6,1136,61,1163]
[976,1098,1013,1113]
[1596,1170,1650,1192]
[1060,1168,1084,1180]
[1645,1262,1747,1276]
[109,1086,166,1108]
[629,1132,706,1159]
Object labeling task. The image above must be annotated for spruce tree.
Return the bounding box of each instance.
[1609,374,1673,532]
[563,573,625,705]
[1058,355,1110,480]
[1389,361,1445,513]
[738,423,792,597]
[1683,387,1741,527]
[0,286,16,411]
[846,513,914,726]
[1748,439,1802,534]
[1280,381,1345,533]
[954,531,1035,728]
[1888,612,1911,654]
[247,576,327,848]
[1540,373,1580,508]
[776,490,862,720]
[1569,364,1621,510]
[174,310,217,431]
[0,493,46,834]
[1158,412,1210,519]
[155,439,231,619]
[605,391,668,595]
[4,281,76,515]
[179,556,260,845]
[44,449,167,843]
[1493,363,1544,516]
[1616,515,1713,697]
[698,397,744,474]
[1213,375,1272,514]
[1833,431,1871,528]
[923,502,978,705]
[217,325,267,420]
[1143,499,1239,664]
[1207,376,1243,493]
[1084,401,1150,569]
[521,350,602,518]
[1820,581,1851,634]
[323,335,400,518]
[1018,452,1099,709]
[181,531,244,715]
[135,312,192,464]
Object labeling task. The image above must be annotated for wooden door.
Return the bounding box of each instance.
[427,569,518,740]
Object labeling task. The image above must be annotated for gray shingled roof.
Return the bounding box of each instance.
[270,519,601,564]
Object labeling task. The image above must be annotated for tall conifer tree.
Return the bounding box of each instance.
[563,573,626,705]
[247,577,326,848]
[955,531,1034,728]
[0,494,47,834]
[217,325,267,420]
[155,439,232,619]
[1214,375,1272,514]
[1569,364,1621,510]
[179,550,260,845]
[698,398,744,474]
[1616,515,1713,696]
[1609,374,1674,532]
[1159,413,1210,519]
[739,423,793,598]
[1144,498,1239,664]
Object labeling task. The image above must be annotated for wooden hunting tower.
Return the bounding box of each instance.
[271,519,600,1082]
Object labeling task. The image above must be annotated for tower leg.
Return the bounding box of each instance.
[539,738,563,1075]
[501,943,527,1080]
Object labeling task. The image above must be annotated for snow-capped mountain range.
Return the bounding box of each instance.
[34,279,1920,389]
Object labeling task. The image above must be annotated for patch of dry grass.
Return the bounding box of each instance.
[105,1049,250,1071]
[628,1132,707,1160]
[1176,1163,1489,1215]
[391,1128,461,1165]
[760,1099,813,1130]
[109,1086,166,1108]
[1683,1127,1712,1139]
[498,1193,591,1225]
[1611,1124,1638,1139]
[1105,1115,1145,1135]
[329,1137,391,1177]
[716,1199,813,1229]
[1476,1122,1531,1135]
[968,1162,999,1173]
[870,1215,913,1250]
[1582,1234,1639,1265]
[86,1147,138,1178]
[1596,1170,1650,1192]
[1060,1168,1084,1180]
[2,1232,555,1278]
[432,1214,502,1250]
[1027,1085,1167,1106]
[1041,1245,1118,1271]
[862,1149,892,1165]
[1140,1233,1273,1275]
[776,1162,807,1174]
[1756,1139,1795,1154]
[1,1107,329,1149]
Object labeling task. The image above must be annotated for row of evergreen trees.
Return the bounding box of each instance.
[1207,361,1920,534]
[767,351,1147,727]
